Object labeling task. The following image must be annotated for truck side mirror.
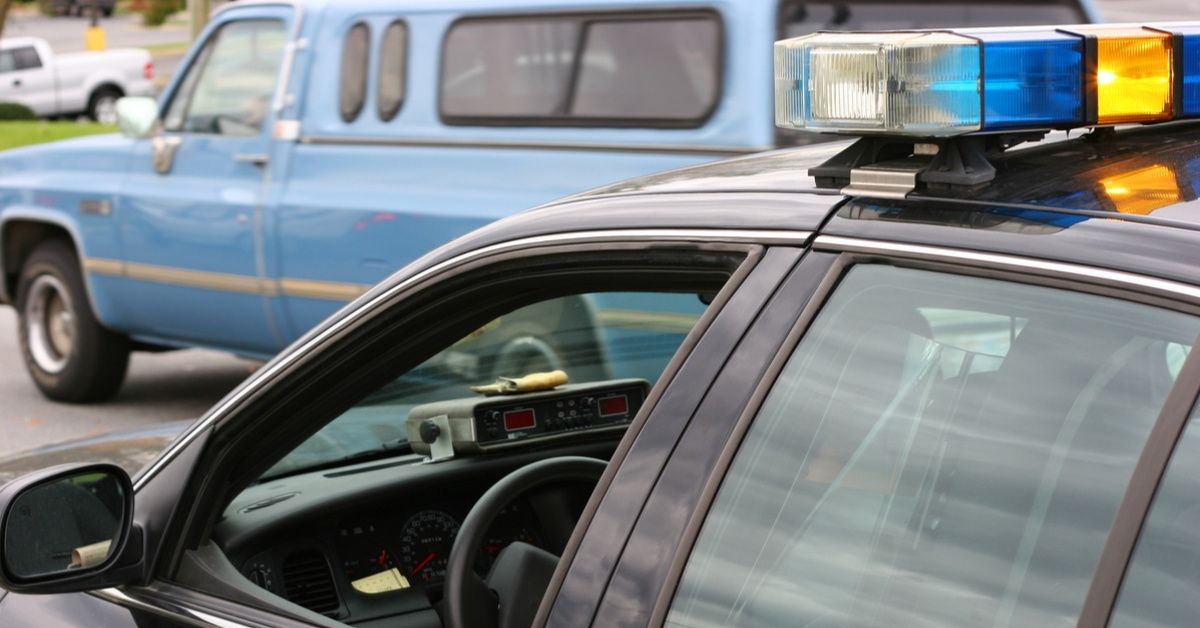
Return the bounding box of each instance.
[0,463,143,594]
[115,96,160,139]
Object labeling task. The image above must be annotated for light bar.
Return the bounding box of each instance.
[775,32,981,136]
[775,22,1200,137]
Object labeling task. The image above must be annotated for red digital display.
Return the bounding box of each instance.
[598,395,629,417]
[504,409,536,431]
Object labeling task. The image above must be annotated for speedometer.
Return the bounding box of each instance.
[399,510,460,586]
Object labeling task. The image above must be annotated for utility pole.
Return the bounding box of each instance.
[189,0,210,42]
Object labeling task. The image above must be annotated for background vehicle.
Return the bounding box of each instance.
[0,0,1100,403]
[49,0,117,17]
[0,37,154,123]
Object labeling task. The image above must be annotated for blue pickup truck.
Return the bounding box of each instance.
[0,0,1099,401]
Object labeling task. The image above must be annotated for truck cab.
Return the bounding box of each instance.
[0,0,1100,402]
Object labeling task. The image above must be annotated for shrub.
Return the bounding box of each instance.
[0,102,37,121]
[140,0,175,26]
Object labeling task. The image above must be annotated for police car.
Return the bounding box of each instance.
[2,22,1200,628]
[0,0,1101,403]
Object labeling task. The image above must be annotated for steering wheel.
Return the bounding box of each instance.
[444,456,608,628]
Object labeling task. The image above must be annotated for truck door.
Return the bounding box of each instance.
[0,43,56,116]
[114,8,291,355]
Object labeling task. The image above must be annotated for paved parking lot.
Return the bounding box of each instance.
[0,308,257,457]
[0,0,1195,461]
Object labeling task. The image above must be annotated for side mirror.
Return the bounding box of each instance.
[115,96,160,139]
[0,463,143,594]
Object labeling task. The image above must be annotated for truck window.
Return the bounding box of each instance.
[377,20,407,122]
[163,19,287,136]
[340,22,370,123]
[440,11,721,127]
[0,46,42,73]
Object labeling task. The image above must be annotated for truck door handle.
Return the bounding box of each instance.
[233,153,269,167]
[11,79,20,87]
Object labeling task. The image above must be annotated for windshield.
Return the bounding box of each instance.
[263,291,706,478]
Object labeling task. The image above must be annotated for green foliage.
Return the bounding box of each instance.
[0,102,36,121]
[140,0,181,26]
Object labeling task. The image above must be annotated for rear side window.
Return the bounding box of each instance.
[340,22,370,123]
[376,20,407,122]
[440,12,721,127]
[667,265,1200,627]
[0,46,42,72]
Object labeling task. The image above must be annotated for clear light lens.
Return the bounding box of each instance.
[775,32,981,136]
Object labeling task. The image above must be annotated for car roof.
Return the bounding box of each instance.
[389,120,1200,295]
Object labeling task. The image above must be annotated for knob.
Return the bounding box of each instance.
[419,419,441,444]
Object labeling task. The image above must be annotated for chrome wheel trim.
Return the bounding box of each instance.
[94,96,118,125]
[24,274,75,374]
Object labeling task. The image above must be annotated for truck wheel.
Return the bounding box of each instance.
[16,240,130,402]
[87,88,122,125]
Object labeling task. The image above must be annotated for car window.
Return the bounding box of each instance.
[340,22,370,123]
[667,265,1199,628]
[263,291,707,478]
[163,19,287,136]
[440,12,721,125]
[1110,400,1200,627]
[0,46,42,73]
[376,20,407,122]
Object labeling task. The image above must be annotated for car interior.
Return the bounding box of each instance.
[169,250,746,628]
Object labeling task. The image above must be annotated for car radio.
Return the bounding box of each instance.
[406,379,649,456]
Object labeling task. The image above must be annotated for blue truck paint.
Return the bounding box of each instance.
[0,0,1101,368]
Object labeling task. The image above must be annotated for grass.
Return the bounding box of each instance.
[0,121,118,151]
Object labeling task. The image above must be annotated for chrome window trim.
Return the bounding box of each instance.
[133,228,812,491]
[815,235,1200,303]
[92,588,254,628]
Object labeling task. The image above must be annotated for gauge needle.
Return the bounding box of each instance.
[411,552,436,576]
[377,550,387,566]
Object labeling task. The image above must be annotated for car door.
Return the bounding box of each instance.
[113,8,291,355]
[0,44,56,115]
[610,241,1200,628]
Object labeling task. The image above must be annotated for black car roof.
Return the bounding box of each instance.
[376,121,1200,314]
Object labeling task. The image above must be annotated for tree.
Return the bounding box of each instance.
[0,0,12,40]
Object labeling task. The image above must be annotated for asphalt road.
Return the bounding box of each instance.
[0,307,259,457]
[0,0,1195,460]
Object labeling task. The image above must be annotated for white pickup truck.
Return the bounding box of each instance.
[0,37,155,123]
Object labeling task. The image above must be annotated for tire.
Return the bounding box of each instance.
[87,87,122,125]
[16,239,130,402]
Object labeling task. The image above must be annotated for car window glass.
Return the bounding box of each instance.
[377,20,407,122]
[440,13,720,125]
[572,18,719,120]
[163,19,287,136]
[1,46,42,72]
[1110,399,1200,627]
[340,22,370,123]
[441,18,579,118]
[667,265,1199,628]
[263,291,707,478]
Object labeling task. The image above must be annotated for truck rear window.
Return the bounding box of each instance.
[440,11,721,127]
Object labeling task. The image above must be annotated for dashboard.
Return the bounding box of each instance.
[220,442,611,627]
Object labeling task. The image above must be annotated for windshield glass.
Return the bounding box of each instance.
[263,291,706,478]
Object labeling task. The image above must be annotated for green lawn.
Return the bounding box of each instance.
[0,121,118,151]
